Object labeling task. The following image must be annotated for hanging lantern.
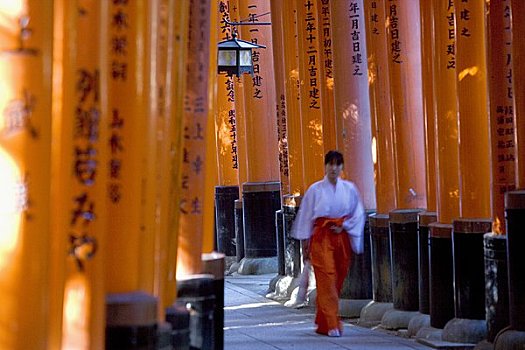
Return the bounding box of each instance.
[217,32,265,77]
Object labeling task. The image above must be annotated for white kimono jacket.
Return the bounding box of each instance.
[291,176,366,254]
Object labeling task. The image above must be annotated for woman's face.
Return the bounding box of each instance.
[325,161,343,182]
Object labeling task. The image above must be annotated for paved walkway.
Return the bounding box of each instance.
[224,273,432,350]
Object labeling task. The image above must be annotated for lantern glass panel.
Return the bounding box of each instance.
[239,50,252,66]
[218,50,237,66]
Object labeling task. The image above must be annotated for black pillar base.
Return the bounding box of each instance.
[484,233,509,343]
[341,210,373,299]
[389,209,423,312]
[505,190,525,331]
[176,274,216,350]
[360,213,393,326]
[106,292,158,350]
[494,329,525,350]
[275,209,285,276]
[282,195,302,278]
[242,182,281,258]
[340,210,374,317]
[452,218,491,321]
[441,218,491,344]
[234,199,244,263]
[429,223,455,329]
[165,305,190,350]
[202,253,225,350]
[214,186,239,257]
[368,213,392,303]
[418,212,436,315]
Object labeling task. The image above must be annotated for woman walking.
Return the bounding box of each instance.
[292,150,365,337]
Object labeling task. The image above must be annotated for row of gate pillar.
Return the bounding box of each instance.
[215,186,525,349]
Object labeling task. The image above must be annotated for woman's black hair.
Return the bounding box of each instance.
[324,150,344,165]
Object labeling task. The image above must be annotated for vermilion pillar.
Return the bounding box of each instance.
[317,0,337,152]
[230,0,248,191]
[162,0,189,307]
[433,0,460,225]
[443,2,492,342]
[176,0,211,276]
[361,2,397,320]
[216,4,239,187]
[202,0,218,254]
[384,0,427,209]
[214,1,240,259]
[331,0,376,209]
[427,0,459,330]
[105,0,150,292]
[238,0,279,183]
[0,1,53,348]
[296,0,325,187]
[364,0,397,214]
[54,1,109,348]
[282,0,305,195]
[511,0,525,188]
[153,0,170,314]
[236,0,282,262]
[455,0,491,219]
[233,79,248,189]
[270,0,291,195]
[420,0,436,212]
[140,0,161,297]
[488,0,515,232]
[154,0,190,311]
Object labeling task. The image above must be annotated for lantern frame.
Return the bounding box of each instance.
[217,33,266,77]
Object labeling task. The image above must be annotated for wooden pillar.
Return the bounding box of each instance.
[162,0,190,306]
[427,2,459,331]
[432,0,460,224]
[226,0,249,193]
[55,1,109,348]
[511,0,525,188]
[140,0,161,297]
[233,77,248,191]
[317,0,337,152]
[0,1,53,348]
[154,0,170,315]
[364,0,397,214]
[238,0,279,183]
[201,0,218,254]
[176,0,211,276]
[203,101,218,254]
[420,0,437,212]
[455,0,491,218]
[384,0,427,209]
[487,0,515,232]
[270,0,291,195]
[216,2,240,187]
[282,0,305,195]
[296,0,325,187]
[331,0,376,209]
[151,0,190,315]
[105,0,151,293]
